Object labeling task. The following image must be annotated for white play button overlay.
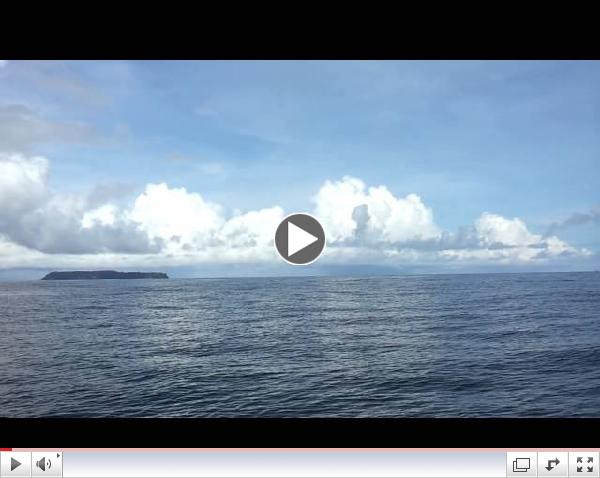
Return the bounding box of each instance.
[275,213,326,265]
[287,220,319,257]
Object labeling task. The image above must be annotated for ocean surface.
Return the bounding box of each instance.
[1,272,599,417]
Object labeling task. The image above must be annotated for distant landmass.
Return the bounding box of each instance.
[41,270,169,280]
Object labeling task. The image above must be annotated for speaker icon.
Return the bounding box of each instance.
[35,457,51,471]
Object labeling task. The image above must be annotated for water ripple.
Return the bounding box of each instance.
[1,272,599,417]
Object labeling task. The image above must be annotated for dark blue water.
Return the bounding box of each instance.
[1,272,599,417]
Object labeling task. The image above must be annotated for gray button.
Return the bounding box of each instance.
[539,452,568,478]
[31,452,62,477]
[569,452,599,477]
[507,452,537,477]
[1,453,32,477]
[274,213,326,265]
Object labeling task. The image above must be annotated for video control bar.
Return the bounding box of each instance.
[0,450,598,478]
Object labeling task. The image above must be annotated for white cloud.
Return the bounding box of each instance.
[219,207,284,248]
[0,154,158,254]
[313,176,440,245]
[0,60,7,68]
[81,204,118,228]
[438,213,589,263]
[0,154,591,270]
[0,153,49,219]
[475,213,540,247]
[126,183,284,262]
[128,183,224,250]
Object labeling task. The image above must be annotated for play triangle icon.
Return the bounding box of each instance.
[288,221,318,257]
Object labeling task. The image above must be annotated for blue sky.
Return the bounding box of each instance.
[0,60,599,277]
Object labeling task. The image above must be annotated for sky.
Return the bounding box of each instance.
[0,60,599,278]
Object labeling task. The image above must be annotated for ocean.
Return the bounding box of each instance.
[1,272,599,417]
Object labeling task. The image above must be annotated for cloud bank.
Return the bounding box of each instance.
[0,153,591,270]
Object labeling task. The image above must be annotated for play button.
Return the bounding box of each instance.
[1,453,31,476]
[274,213,326,265]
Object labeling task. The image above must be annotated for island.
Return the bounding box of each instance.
[41,270,169,280]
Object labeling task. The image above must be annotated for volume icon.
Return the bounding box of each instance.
[36,457,51,471]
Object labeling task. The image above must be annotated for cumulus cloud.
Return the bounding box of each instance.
[0,153,159,254]
[476,213,585,258]
[436,213,587,262]
[0,154,284,263]
[126,183,284,262]
[129,183,224,249]
[475,213,539,247]
[311,177,589,264]
[0,155,591,269]
[313,176,441,245]
[0,153,49,219]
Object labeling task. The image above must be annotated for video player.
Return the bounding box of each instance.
[0,57,598,451]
